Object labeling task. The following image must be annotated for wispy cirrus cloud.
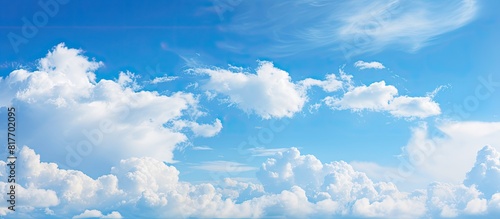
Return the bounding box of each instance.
[248,147,289,157]
[221,0,477,57]
[192,146,214,151]
[191,161,258,172]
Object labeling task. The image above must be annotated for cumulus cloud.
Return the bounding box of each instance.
[172,119,223,137]
[0,44,221,176]
[256,147,429,218]
[324,81,396,111]
[397,122,500,189]
[193,61,307,119]
[298,74,343,92]
[0,146,257,218]
[1,145,500,218]
[194,62,440,119]
[388,96,441,118]
[323,81,441,118]
[354,61,385,70]
[464,145,500,198]
[193,62,347,119]
[73,210,122,219]
[194,61,440,120]
[426,182,486,217]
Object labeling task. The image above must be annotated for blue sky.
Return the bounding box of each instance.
[1,0,500,218]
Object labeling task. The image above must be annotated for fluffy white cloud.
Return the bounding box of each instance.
[398,122,500,189]
[324,81,441,118]
[73,210,122,219]
[324,81,396,111]
[298,74,343,92]
[354,61,385,70]
[0,44,221,176]
[172,119,223,137]
[426,182,486,217]
[1,145,500,218]
[0,146,255,218]
[256,147,427,218]
[193,61,307,119]
[193,62,346,119]
[464,145,500,198]
[195,61,440,119]
[388,96,441,118]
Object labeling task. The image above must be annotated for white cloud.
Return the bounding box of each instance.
[354,61,385,70]
[308,103,322,114]
[389,96,441,118]
[369,121,500,193]
[324,81,396,111]
[223,0,477,56]
[255,147,428,218]
[489,193,500,213]
[193,62,351,119]
[150,75,178,84]
[350,161,400,183]
[464,145,500,198]
[191,161,258,172]
[337,0,477,54]
[1,145,500,218]
[298,74,343,92]
[248,147,289,157]
[0,44,221,176]
[193,61,308,119]
[172,119,223,137]
[204,90,217,100]
[426,182,486,217]
[324,81,441,118]
[72,210,122,219]
[192,146,214,150]
[196,63,439,119]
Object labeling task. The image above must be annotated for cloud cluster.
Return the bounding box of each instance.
[0,44,221,176]
[193,62,323,119]
[1,144,499,218]
[196,62,440,119]
[464,145,500,198]
[399,122,500,189]
[0,43,487,218]
[323,81,441,119]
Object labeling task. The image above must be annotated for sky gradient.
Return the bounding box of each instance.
[1,0,500,218]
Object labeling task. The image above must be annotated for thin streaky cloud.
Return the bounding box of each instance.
[150,75,178,84]
[192,146,214,151]
[249,147,289,157]
[191,161,258,172]
[223,0,477,57]
[354,60,385,70]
